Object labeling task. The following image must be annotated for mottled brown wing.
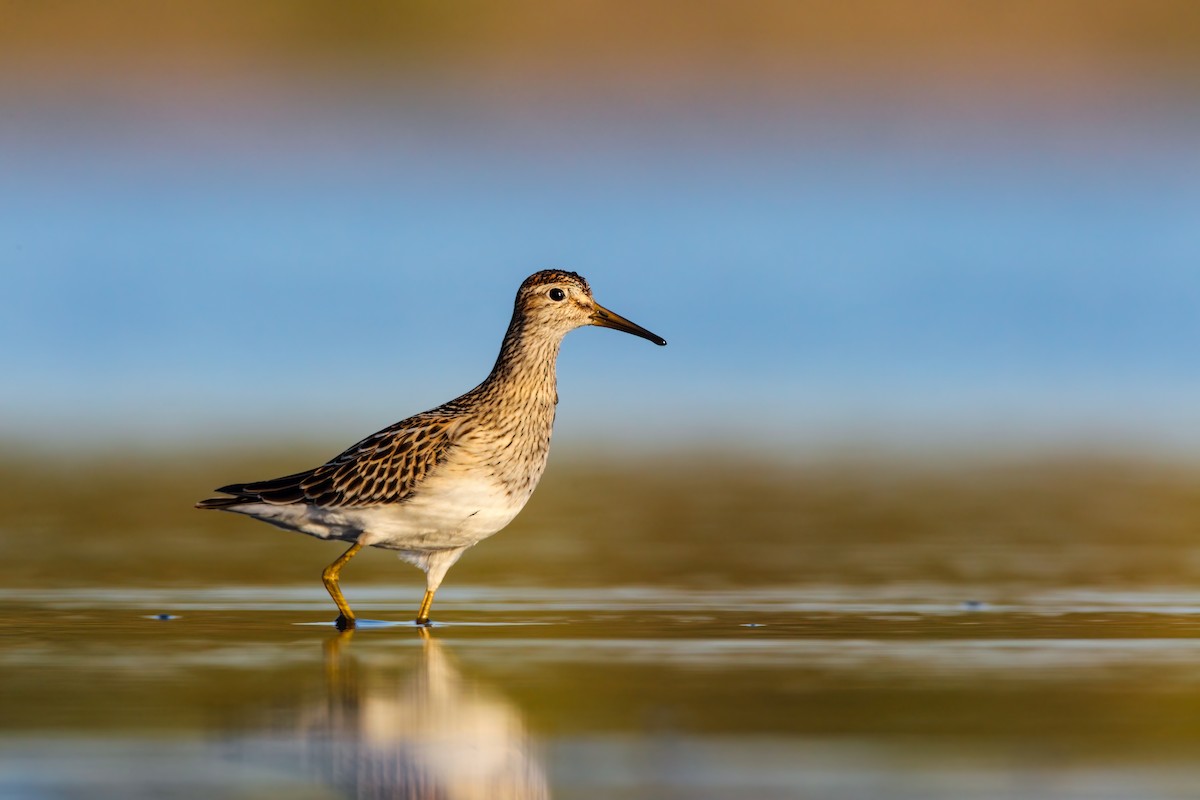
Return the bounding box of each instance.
[207,414,457,508]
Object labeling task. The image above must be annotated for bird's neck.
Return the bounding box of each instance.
[482,314,564,408]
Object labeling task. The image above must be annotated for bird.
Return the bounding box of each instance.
[196,270,666,629]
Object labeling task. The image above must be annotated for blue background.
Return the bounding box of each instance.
[3,67,1198,454]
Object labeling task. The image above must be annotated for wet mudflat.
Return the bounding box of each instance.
[3,453,1200,798]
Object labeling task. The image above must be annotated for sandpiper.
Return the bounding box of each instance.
[197,270,665,628]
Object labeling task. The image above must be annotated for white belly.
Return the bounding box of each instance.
[357,471,526,550]
[230,470,528,552]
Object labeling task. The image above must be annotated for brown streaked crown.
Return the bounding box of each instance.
[517,269,591,297]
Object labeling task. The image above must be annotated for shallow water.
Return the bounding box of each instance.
[4,584,1200,799]
[5,455,1200,797]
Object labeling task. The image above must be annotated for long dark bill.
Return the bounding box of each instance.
[591,303,667,346]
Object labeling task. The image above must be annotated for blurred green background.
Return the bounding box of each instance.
[6,450,1200,594]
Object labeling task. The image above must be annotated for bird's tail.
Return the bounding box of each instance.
[196,472,312,510]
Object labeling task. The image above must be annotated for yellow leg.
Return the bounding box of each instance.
[322,541,364,630]
[415,589,435,626]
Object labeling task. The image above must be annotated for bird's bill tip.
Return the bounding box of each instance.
[590,304,667,346]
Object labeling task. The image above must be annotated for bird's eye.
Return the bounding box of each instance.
[548,288,566,301]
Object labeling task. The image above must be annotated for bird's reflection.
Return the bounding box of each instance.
[296,628,550,799]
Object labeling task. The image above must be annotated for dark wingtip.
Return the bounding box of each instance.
[195,495,244,510]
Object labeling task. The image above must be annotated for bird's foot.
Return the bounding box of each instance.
[414,616,432,627]
[334,614,357,631]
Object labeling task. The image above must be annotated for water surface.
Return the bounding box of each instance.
[4,584,1200,799]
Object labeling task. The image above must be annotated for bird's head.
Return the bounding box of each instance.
[514,270,666,346]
